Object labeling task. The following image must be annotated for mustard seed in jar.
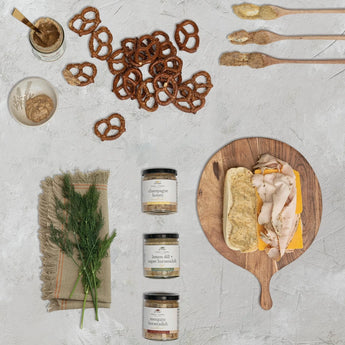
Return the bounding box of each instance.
[143,293,179,341]
[144,234,180,278]
[141,168,177,214]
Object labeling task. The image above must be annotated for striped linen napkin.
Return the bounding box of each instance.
[38,170,112,311]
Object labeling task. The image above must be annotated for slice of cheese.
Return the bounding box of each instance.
[255,168,303,251]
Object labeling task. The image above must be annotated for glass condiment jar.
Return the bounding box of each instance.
[143,293,179,341]
[141,168,177,214]
[144,233,180,278]
[29,17,66,61]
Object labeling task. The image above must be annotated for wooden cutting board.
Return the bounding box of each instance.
[197,137,322,310]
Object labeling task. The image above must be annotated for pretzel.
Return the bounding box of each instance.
[148,59,165,76]
[173,84,205,114]
[149,56,183,78]
[174,19,200,53]
[89,26,113,60]
[69,7,101,37]
[107,48,129,75]
[131,35,160,67]
[112,67,142,100]
[120,37,138,66]
[153,73,178,106]
[158,40,177,59]
[121,38,137,57]
[137,78,158,112]
[62,62,97,86]
[151,30,177,59]
[152,30,170,43]
[181,71,213,99]
[94,113,126,141]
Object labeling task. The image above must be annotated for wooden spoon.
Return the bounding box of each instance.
[219,51,345,69]
[232,3,345,20]
[12,8,41,34]
[228,29,345,45]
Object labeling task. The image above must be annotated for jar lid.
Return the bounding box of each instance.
[142,168,177,176]
[144,233,179,239]
[144,292,179,301]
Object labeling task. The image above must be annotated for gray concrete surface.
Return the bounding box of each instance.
[1,0,345,344]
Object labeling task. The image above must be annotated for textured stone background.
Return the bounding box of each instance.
[1,0,345,344]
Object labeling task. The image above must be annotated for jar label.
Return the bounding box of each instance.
[142,179,177,204]
[143,307,179,332]
[144,244,179,269]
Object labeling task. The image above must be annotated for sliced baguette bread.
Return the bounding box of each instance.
[223,167,257,253]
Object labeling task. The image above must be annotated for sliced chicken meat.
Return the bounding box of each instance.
[252,154,298,260]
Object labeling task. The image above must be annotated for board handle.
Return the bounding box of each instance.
[260,278,273,310]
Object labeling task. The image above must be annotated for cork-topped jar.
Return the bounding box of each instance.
[141,168,177,214]
[143,293,179,341]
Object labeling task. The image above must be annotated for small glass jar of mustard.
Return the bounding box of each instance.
[141,168,177,214]
[144,233,180,278]
[143,293,179,341]
[29,17,66,61]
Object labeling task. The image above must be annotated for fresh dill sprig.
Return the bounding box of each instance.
[49,174,116,328]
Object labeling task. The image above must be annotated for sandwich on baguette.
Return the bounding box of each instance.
[223,154,303,260]
[223,167,257,253]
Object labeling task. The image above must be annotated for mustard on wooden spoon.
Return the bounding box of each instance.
[219,51,345,69]
[227,29,345,45]
[232,3,345,20]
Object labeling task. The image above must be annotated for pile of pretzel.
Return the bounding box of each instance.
[64,6,213,140]
[109,22,213,114]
